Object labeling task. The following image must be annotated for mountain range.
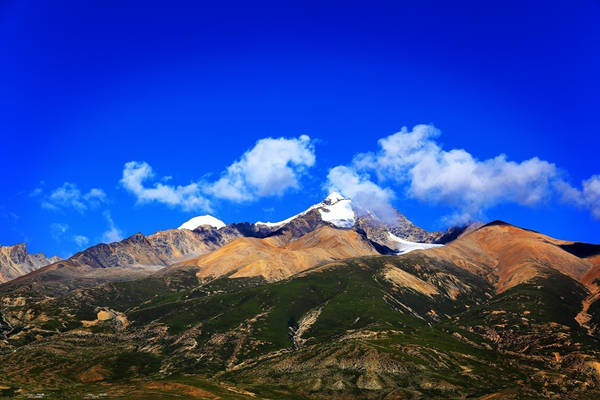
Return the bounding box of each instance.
[0,193,458,292]
[1,193,599,399]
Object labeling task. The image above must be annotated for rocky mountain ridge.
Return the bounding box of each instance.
[0,243,61,284]
[0,193,452,287]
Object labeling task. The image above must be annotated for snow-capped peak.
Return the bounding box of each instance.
[255,192,355,229]
[318,194,354,228]
[178,215,225,230]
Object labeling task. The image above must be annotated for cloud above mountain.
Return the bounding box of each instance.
[41,183,107,213]
[101,211,123,243]
[120,161,211,211]
[327,124,584,223]
[73,235,90,248]
[50,222,90,249]
[50,222,69,239]
[557,175,600,220]
[325,166,397,222]
[206,135,315,201]
[120,135,315,210]
[117,128,598,223]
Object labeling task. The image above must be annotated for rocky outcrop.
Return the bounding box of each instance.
[0,243,61,283]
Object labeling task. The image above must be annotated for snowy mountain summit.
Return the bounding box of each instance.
[318,192,355,228]
[178,215,226,230]
[255,192,355,229]
[254,192,445,254]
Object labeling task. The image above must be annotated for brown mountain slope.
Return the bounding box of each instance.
[177,226,380,281]
[0,243,61,283]
[69,227,243,270]
[0,259,162,298]
[427,221,595,293]
[0,227,248,295]
[582,255,600,292]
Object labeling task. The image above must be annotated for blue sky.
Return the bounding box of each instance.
[1,0,599,257]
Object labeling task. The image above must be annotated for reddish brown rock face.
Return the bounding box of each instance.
[428,221,596,293]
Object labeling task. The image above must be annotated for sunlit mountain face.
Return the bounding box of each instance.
[1,192,600,399]
[1,1,599,398]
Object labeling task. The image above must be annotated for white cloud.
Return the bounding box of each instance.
[101,211,123,243]
[206,135,316,201]
[120,161,211,211]
[30,181,45,197]
[332,124,561,223]
[42,183,107,212]
[83,188,107,206]
[325,166,398,223]
[557,175,600,220]
[120,135,316,210]
[73,235,90,248]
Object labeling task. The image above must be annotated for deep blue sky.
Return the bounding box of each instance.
[1,0,599,257]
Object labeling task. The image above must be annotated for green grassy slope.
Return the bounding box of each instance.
[0,254,599,399]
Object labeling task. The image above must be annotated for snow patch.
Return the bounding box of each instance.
[388,232,443,254]
[255,212,306,228]
[178,215,225,230]
[255,192,355,229]
[319,198,355,228]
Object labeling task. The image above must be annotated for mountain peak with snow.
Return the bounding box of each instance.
[178,215,226,230]
[255,192,355,229]
[318,193,354,228]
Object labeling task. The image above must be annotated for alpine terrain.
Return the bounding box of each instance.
[1,194,599,399]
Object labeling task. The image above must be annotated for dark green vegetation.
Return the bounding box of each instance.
[1,254,600,399]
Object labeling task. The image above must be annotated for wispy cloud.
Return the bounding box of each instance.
[101,211,123,243]
[50,222,91,249]
[41,182,107,212]
[30,181,45,197]
[120,135,316,211]
[50,222,69,240]
[73,235,89,248]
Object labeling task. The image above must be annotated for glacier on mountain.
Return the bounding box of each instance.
[387,232,443,254]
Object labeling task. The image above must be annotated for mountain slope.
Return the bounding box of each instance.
[256,192,452,247]
[428,221,595,292]
[0,227,252,297]
[0,243,61,283]
[2,246,600,399]
[177,226,380,281]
